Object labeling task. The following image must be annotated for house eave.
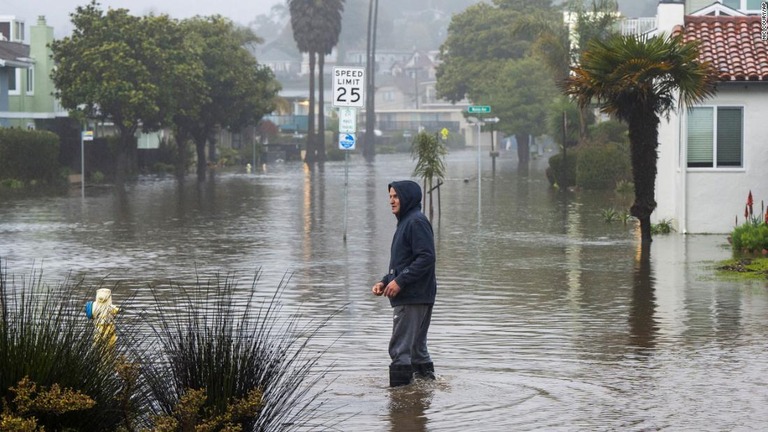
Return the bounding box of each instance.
[0,58,32,68]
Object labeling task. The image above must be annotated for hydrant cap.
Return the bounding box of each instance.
[96,288,112,304]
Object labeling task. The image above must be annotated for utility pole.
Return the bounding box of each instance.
[363,0,378,162]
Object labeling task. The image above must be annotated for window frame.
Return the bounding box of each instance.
[723,0,763,11]
[686,105,744,169]
[8,68,20,95]
[25,66,33,95]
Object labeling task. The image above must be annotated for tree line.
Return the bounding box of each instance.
[51,0,281,182]
[435,0,716,242]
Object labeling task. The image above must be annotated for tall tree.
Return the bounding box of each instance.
[435,3,533,103]
[436,1,554,167]
[175,16,280,180]
[515,0,621,143]
[289,0,344,164]
[314,0,344,163]
[51,1,200,184]
[563,34,717,242]
[288,0,319,163]
[478,56,557,166]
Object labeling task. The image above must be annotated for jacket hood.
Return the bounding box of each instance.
[389,180,422,220]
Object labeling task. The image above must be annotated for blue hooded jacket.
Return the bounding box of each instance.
[381,180,437,306]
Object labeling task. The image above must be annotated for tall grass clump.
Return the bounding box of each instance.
[133,271,339,431]
[0,261,129,431]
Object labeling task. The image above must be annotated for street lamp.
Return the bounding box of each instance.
[485,117,500,176]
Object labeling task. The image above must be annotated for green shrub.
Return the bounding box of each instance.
[0,129,61,185]
[601,208,619,223]
[575,144,631,190]
[0,179,24,189]
[615,179,634,196]
[151,162,174,174]
[326,145,347,161]
[90,170,105,184]
[588,119,628,145]
[651,219,676,235]
[731,222,768,253]
[546,149,578,189]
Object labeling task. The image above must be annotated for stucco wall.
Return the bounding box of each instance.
[656,84,768,234]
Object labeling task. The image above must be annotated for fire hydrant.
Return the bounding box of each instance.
[85,288,119,348]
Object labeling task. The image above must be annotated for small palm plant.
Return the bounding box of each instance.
[411,132,447,220]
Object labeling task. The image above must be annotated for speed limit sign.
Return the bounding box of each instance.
[332,66,365,108]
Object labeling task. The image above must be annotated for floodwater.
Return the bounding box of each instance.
[2,150,768,431]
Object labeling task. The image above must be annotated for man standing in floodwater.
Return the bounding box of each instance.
[372,180,437,387]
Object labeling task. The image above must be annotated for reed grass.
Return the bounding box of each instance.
[130,271,340,431]
[1,261,340,431]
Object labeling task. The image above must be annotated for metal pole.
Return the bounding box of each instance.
[562,111,567,186]
[80,125,85,199]
[343,150,349,242]
[491,123,496,176]
[477,122,481,221]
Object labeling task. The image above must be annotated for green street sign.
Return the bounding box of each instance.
[468,105,491,114]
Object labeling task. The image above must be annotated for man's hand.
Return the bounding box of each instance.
[372,282,385,296]
[383,280,401,298]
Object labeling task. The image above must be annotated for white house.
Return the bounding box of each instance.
[653,0,768,234]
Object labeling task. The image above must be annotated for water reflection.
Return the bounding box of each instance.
[387,383,434,432]
[2,151,768,430]
[629,243,656,353]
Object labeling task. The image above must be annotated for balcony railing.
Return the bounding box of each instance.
[621,17,657,36]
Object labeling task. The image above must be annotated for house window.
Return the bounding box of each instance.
[687,106,743,168]
[724,0,763,10]
[26,67,33,94]
[8,68,19,95]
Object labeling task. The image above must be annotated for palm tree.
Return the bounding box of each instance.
[315,0,344,163]
[564,33,717,243]
[288,0,320,163]
[288,0,344,164]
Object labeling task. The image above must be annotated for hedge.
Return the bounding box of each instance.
[0,128,61,184]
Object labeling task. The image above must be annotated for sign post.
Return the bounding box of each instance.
[333,66,365,108]
[81,129,93,199]
[333,67,366,242]
[338,107,357,133]
[468,105,492,114]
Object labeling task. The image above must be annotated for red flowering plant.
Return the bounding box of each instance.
[731,190,768,255]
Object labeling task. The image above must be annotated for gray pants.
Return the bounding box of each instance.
[389,304,433,366]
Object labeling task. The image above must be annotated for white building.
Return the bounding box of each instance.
[653,0,768,233]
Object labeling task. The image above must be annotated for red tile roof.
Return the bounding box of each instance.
[674,15,768,82]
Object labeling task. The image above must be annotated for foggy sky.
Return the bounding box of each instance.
[1,0,658,40]
[0,0,283,38]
